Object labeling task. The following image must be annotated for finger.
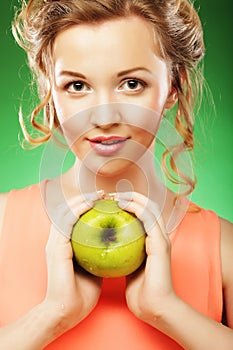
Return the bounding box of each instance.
[117,193,166,234]
[145,231,172,293]
[46,225,72,264]
[116,191,148,206]
[117,199,151,229]
[49,190,105,238]
[67,190,105,214]
[67,189,105,208]
[55,200,93,238]
[128,200,170,267]
[116,191,162,220]
[145,219,170,256]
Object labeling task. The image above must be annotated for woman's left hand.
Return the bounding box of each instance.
[117,191,178,327]
[117,192,233,349]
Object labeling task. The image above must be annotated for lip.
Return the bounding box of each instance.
[88,136,129,156]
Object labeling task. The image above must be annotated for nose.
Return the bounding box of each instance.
[90,103,122,129]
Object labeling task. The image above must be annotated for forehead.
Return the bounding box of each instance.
[52,16,163,70]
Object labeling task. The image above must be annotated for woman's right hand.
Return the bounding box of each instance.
[0,192,103,350]
[43,191,104,338]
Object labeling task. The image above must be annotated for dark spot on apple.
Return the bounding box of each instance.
[101,228,117,246]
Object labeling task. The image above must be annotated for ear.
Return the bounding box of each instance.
[164,85,178,109]
[164,67,187,110]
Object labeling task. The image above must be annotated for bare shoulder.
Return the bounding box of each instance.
[0,192,8,211]
[220,217,233,281]
[0,192,9,236]
[220,216,233,251]
[220,217,233,238]
[219,217,233,327]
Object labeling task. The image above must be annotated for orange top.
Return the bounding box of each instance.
[0,184,222,349]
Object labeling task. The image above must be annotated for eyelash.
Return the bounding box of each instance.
[63,78,147,94]
[64,81,90,93]
[118,78,147,93]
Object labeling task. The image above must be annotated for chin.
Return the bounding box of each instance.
[96,159,135,177]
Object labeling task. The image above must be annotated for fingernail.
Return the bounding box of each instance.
[85,199,94,207]
[116,192,133,201]
[106,192,117,201]
[118,199,129,209]
[97,189,105,198]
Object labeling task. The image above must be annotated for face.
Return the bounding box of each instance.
[51,16,177,176]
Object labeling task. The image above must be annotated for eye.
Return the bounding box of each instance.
[65,81,91,94]
[118,79,146,93]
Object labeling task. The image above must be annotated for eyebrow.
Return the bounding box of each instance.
[117,67,152,77]
[57,70,87,79]
[57,67,152,79]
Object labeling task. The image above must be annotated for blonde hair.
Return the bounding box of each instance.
[12,0,205,196]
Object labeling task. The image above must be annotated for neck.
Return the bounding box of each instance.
[51,143,189,234]
[63,142,168,210]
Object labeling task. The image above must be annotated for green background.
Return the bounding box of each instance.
[1,1,233,221]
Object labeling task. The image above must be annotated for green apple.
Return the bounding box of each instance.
[71,199,146,278]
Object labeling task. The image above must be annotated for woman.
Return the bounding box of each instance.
[0,1,232,349]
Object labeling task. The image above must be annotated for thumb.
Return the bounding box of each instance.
[46,225,73,266]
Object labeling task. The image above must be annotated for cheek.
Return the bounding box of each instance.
[133,128,155,152]
[51,90,92,146]
[148,91,169,114]
[59,111,92,149]
[69,140,87,160]
[52,90,83,124]
[52,91,66,122]
[120,104,162,137]
[143,78,171,114]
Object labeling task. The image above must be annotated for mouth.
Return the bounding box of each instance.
[88,136,129,156]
